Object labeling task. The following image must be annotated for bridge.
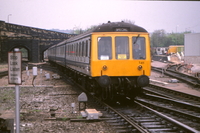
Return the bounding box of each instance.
[0,20,75,63]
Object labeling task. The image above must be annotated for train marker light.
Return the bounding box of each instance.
[102,65,107,71]
[138,65,143,70]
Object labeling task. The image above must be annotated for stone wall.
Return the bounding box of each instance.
[0,20,75,63]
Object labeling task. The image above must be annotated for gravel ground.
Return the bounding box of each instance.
[0,63,115,133]
[1,61,199,133]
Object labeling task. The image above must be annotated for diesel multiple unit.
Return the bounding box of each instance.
[47,21,151,101]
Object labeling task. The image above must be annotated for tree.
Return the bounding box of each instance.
[84,25,98,32]
[151,30,189,47]
[121,19,135,24]
[151,29,167,47]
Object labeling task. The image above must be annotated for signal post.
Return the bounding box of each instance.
[8,48,22,133]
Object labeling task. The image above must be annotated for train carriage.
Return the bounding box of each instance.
[47,21,151,101]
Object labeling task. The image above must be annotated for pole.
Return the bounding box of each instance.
[15,85,20,133]
[14,48,20,133]
[7,14,12,23]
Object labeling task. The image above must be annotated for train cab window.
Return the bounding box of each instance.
[98,37,112,60]
[115,36,129,59]
[132,37,146,59]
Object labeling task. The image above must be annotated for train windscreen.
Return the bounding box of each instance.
[132,37,146,59]
[115,36,129,59]
[98,37,112,60]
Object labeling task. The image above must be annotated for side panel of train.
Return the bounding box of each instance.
[55,44,65,67]
[48,37,91,75]
[90,32,151,77]
[48,46,56,63]
[64,36,91,75]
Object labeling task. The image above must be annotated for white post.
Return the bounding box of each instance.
[15,85,20,133]
[40,69,42,85]
[14,48,20,133]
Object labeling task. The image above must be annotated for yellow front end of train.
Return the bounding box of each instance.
[90,32,151,78]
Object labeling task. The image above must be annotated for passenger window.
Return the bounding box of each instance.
[79,42,81,56]
[82,42,85,56]
[115,37,129,59]
[132,37,146,59]
[86,41,88,57]
[98,37,112,60]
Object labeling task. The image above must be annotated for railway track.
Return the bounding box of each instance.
[138,84,200,131]
[85,94,199,132]
[59,63,200,132]
[145,84,200,104]
[152,66,200,87]
[0,71,8,77]
[2,62,200,132]
[71,81,199,133]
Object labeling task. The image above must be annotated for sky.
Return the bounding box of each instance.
[0,0,200,33]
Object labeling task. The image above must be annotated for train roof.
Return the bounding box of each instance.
[48,21,148,47]
[93,21,148,32]
[66,21,148,42]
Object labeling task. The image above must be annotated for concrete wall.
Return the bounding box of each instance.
[184,33,200,56]
[184,33,200,64]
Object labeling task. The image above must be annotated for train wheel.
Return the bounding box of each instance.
[101,87,108,101]
[108,85,116,101]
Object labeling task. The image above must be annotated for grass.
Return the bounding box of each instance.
[0,63,8,72]
[77,115,83,119]
[0,89,15,102]
[30,109,42,113]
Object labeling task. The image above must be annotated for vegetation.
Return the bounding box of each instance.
[0,89,14,103]
[151,29,191,47]
[19,47,28,58]
[121,19,135,24]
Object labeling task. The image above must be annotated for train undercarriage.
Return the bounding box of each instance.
[51,62,148,102]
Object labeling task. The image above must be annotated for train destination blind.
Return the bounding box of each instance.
[8,51,22,84]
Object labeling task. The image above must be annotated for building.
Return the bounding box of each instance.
[184,33,200,64]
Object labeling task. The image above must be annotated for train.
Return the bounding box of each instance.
[47,21,151,101]
[167,45,184,55]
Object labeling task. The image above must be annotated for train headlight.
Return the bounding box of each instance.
[102,65,107,71]
[138,65,142,70]
[137,75,149,87]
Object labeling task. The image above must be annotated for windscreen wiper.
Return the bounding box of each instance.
[133,34,140,44]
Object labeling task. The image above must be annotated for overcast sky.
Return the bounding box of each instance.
[0,0,200,33]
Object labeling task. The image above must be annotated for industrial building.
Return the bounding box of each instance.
[184,33,200,64]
